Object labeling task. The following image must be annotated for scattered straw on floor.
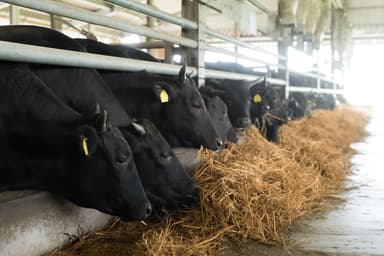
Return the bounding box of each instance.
[50,107,368,256]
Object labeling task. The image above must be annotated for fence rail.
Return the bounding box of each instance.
[0,0,343,96]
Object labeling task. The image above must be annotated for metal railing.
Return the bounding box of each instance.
[0,0,342,96]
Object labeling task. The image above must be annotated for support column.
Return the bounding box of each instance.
[295,24,304,50]
[10,5,20,25]
[278,25,293,99]
[182,0,205,87]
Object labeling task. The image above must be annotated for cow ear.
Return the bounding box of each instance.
[78,126,98,157]
[153,82,176,104]
[178,61,187,84]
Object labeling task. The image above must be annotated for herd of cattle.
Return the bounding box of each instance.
[0,25,343,221]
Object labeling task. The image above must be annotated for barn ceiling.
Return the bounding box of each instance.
[1,0,384,45]
[345,0,384,38]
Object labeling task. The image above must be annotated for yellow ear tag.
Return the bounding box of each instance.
[253,94,262,103]
[82,137,89,156]
[160,89,169,103]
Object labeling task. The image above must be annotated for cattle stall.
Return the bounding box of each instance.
[0,1,344,256]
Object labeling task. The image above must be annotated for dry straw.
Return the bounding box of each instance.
[51,107,368,256]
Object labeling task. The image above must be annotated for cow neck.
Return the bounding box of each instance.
[0,147,77,192]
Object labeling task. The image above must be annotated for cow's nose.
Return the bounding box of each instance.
[216,137,224,149]
[237,117,251,128]
[143,202,152,218]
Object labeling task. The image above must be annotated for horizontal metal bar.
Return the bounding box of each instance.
[205,69,261,80]
[289,86,344,94]
[0,41,340,94]
[268,77,286,86]
[106,0,197,30]
[0,40,196,75]
[203,70,291,88]
[3,0,197,48]
[205,29,286,61]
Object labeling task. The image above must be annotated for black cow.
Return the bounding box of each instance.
[249,77,289,142]
[0,26,200,214]
[199,87,238,143]
[205,79,252,129]
[122,119,199,212]
[314,93,336,110]
[0,63,151,220]
[76,39,223,150]
[287,92,317,119]
[336,94,348,105]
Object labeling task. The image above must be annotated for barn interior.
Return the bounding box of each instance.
[0,0,383,256]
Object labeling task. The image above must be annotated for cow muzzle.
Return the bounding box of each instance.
[237,117,252,128]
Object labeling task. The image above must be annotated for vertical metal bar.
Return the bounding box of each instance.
[10,5,20,25]
[285,67,290,99]
[50,15,63,31]
[234,21,240,63]
[182,0,205,87]
[316,50,321,93]
[164,44,173,64]
[296,24,304,50]
[278,25,292,99]
[331,7,337,93]
[146,0,156,56]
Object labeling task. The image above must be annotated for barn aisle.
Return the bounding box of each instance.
[291,111,384,255]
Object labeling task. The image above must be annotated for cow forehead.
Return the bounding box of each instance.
[103,128,130,148]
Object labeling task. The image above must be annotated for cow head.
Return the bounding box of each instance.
[200,88,238,143]
[122,119,200,214]
[206,79,252,129]
[61,107,152,220]
[153,63,223,150]
[249,77,270,122]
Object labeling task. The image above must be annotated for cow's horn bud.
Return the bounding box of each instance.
[101,110,107,133]
[132,122,146,136]
[95,104,101,114]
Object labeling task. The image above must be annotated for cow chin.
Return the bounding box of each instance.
[146,189,199,217]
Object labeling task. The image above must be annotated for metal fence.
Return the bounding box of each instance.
[0,0,343,97]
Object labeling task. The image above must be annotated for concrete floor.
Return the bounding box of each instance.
[291,114,384,255]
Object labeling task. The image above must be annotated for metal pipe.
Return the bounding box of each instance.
[106,0,197,30]
[205,69,261,80]
[0,40,339,93]
[205,29,286,61]
[2,0,197,48]
[0,40,197,75]
[268,78,286,86]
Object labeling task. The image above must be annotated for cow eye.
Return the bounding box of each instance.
[160,152,171,159]
[116,155,128,165]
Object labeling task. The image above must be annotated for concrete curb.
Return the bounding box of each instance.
[0,191,111,256]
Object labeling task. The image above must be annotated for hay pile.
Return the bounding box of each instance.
[51,107,368,256]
